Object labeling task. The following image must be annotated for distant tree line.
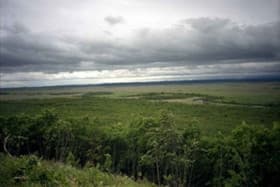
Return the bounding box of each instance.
[0,110,279,186]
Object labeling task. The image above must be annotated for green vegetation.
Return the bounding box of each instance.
[0,93,279,135]
[0,154,153,187]
[0,81,280,186]
[0,111,279,186]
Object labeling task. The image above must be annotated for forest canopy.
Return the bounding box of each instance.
[0,110,279,186]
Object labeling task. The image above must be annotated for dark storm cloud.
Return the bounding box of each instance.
[128,18,280,64]
[78,18,280,66]
[104,16,124,25]
[0,18,280,73]
[80,18,280,66]
[0,23,86,72]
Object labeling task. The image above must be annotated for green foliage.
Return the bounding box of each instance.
[1,90,279,136]
[66,152,79,167]
[0,105,279,186]
[103,153,112,172]
[0,154,154,187]
[0,154,57,186]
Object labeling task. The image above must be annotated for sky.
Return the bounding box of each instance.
[0,0,280,87]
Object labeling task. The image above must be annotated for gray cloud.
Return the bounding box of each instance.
[0,0,279,87]
[104,16,124,25]
[94,18,280,66]
[1,18,280,74]
[129,18,280,64]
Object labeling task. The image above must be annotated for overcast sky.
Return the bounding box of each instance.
[0,0,280,87]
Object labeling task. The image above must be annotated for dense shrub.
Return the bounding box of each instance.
[0,110,279,186]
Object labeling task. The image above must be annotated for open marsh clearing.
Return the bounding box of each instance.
[1,81,280,106]
[1,81,279,135]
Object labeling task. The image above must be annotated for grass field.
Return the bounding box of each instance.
[1,81,279,135]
